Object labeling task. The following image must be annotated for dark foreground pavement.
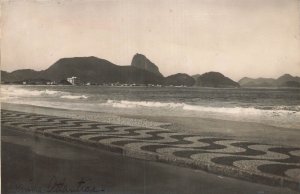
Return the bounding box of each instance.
[2,109,300,191]
[2,126,299,194]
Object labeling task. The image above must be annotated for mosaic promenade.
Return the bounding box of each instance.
[2,109,300,191]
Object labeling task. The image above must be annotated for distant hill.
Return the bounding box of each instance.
[192,74,201,81]
[238,77,276,87]
[5,54,296,88]
[276,74,300,86]
[281,81,300,88]
[131,53,163,77]
[1,69,41,83]
[3,54,238,88]
[238,74,300,87]
[1,55,164,84]
[1,71,10,82]
[164,73,195,86]
[195,72,239,88]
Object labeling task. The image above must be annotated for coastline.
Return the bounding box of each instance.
[2,102,300,147]
[1,103,167,128]
[2,103,300,191]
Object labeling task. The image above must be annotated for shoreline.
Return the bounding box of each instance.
[2,83,300,89]
[2,107,300,192]
[1,103,168,128]
[2,102,300,147]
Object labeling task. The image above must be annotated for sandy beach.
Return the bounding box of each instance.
[2,102,300,147]
[3,102,300,192]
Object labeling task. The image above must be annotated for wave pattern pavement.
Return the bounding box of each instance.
[1,109,300,191]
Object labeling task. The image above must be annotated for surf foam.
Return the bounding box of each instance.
[60,95,88,99]
[104,99,299,116]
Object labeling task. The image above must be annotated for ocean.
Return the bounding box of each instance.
[1,85,300,129]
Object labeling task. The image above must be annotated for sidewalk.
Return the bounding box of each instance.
[1,109,300,192]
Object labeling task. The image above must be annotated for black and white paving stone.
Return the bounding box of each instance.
[1,109,300,191]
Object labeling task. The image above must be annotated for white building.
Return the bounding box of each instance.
[67,76,80,85]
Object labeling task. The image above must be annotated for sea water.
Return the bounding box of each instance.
[1,85,300,129]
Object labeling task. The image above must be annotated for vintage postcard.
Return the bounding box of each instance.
[1,0,300,193]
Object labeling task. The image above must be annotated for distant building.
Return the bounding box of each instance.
[67,76,81,85]
[46,81,57,85]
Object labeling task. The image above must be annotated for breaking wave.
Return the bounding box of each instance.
[1,86,88,100]
[105,100,300,116]
[1,87,61,97]
[60,95,88,99]
[106,100,184,108]
[1,85,299,129]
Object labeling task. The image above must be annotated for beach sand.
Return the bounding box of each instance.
[2,102,300,147]
[127,114,300,147]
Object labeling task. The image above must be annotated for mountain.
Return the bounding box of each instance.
[1,71,10,82]
[276,74,300,86]
[195,72,239,88]
[1,56,164,84]
[1,69,41,83]
[238,77,276,87]
[281,81,300,88]
[192,74,201,81]
[238,74,300,87]
[8,54,296,88]
[131,53,163,77]
[164,73,195,86]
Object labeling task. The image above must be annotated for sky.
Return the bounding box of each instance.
[1,0,300,81]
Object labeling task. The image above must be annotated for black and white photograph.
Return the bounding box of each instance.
[1,0,300,193]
